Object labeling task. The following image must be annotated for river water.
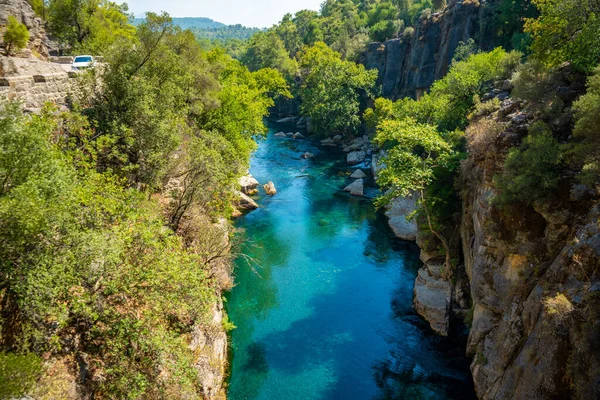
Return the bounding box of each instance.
[226,122,475,400]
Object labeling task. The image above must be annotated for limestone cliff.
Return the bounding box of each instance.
[364,0,480,99]
[459,92,600,398]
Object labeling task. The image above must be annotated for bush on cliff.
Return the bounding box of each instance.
[2,15,29,56]
[494,122,563,205]
[572,66,600,186]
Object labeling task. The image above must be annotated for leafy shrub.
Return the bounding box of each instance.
[572,66,600,186]
[494,122,563,205]
[369,19,403,42]
[0,353,43,398]
[3,16,29,55]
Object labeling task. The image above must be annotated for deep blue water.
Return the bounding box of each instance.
[225,122,475,400]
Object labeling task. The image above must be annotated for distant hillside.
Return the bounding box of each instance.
[133,17,225,30]
[133,17,261,42]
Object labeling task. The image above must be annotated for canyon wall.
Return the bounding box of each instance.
[364,0,480,99]
[367,1,600,398]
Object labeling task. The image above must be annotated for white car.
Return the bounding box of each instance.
[71,55,94,71]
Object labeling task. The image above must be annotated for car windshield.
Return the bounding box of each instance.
[74,56,92,63]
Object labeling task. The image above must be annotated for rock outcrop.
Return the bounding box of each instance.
[363,0,480,99]
[384,193,418,241]
[414,265,451,336]
[236,191,259,210]
[239,174,259,195]
[0,0,50,58]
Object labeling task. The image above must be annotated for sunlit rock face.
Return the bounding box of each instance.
[364,0,480,100]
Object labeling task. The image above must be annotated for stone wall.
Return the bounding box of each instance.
[0,55,73,109]
[363,0,480,99]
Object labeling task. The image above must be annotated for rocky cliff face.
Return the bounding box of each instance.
[458,86,600,398]
[0,0,50,58]
[364,0,480,99]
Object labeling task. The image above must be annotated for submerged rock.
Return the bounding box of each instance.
[384,194,418,241]
[320,138,336,146]
[301,152,315,159]
[413,266,451,336]
[350,169,367,179]
[347,150,366,165]
[344,179,364,196]
[263,181,277,195]
[277,116,295,123]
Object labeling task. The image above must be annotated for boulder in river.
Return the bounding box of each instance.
[293,132,306,139]
[239,174,259,194]
[347,150,366,165]
[274,132,287,137]
[343,179,364,196]
[413,265,451,336]
[285,132,295,137]
[235,191,259,211]
[350,169,367,179]
[384,194,418,241]
[301,152,315,159]
[263,181,277,195]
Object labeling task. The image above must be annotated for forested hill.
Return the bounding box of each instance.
[133,16,262,41]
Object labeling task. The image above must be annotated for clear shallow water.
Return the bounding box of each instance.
[226,122,475,400]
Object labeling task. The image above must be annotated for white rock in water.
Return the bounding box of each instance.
[301,152,315,159]
[346,150,366,165]
[263,181,277,195]
[350,169,367,179]
[343,179,364,196]
[239,175,259,194]
[293,132,306,139]
[274,132,287,137]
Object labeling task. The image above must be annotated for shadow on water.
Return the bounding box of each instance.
[226,121,475,400]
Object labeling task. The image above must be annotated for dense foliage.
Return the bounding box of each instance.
[298,42,377,136]
[525,0,600,73]
[0,9,287,398]
[47,0,136,54]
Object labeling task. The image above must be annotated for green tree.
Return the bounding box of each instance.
[525,0,600,73]
[572,66,600,186]
[298,42,377,136]
[374,117,455,273]
[241,30,298,78]
[3,16,30,55]
[47,0,134,53]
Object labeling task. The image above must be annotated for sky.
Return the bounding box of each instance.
[125,0,324,28]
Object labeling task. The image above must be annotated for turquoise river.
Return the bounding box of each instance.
[226,122,476,400]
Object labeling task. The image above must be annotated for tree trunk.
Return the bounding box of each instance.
[420,189,452,278]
